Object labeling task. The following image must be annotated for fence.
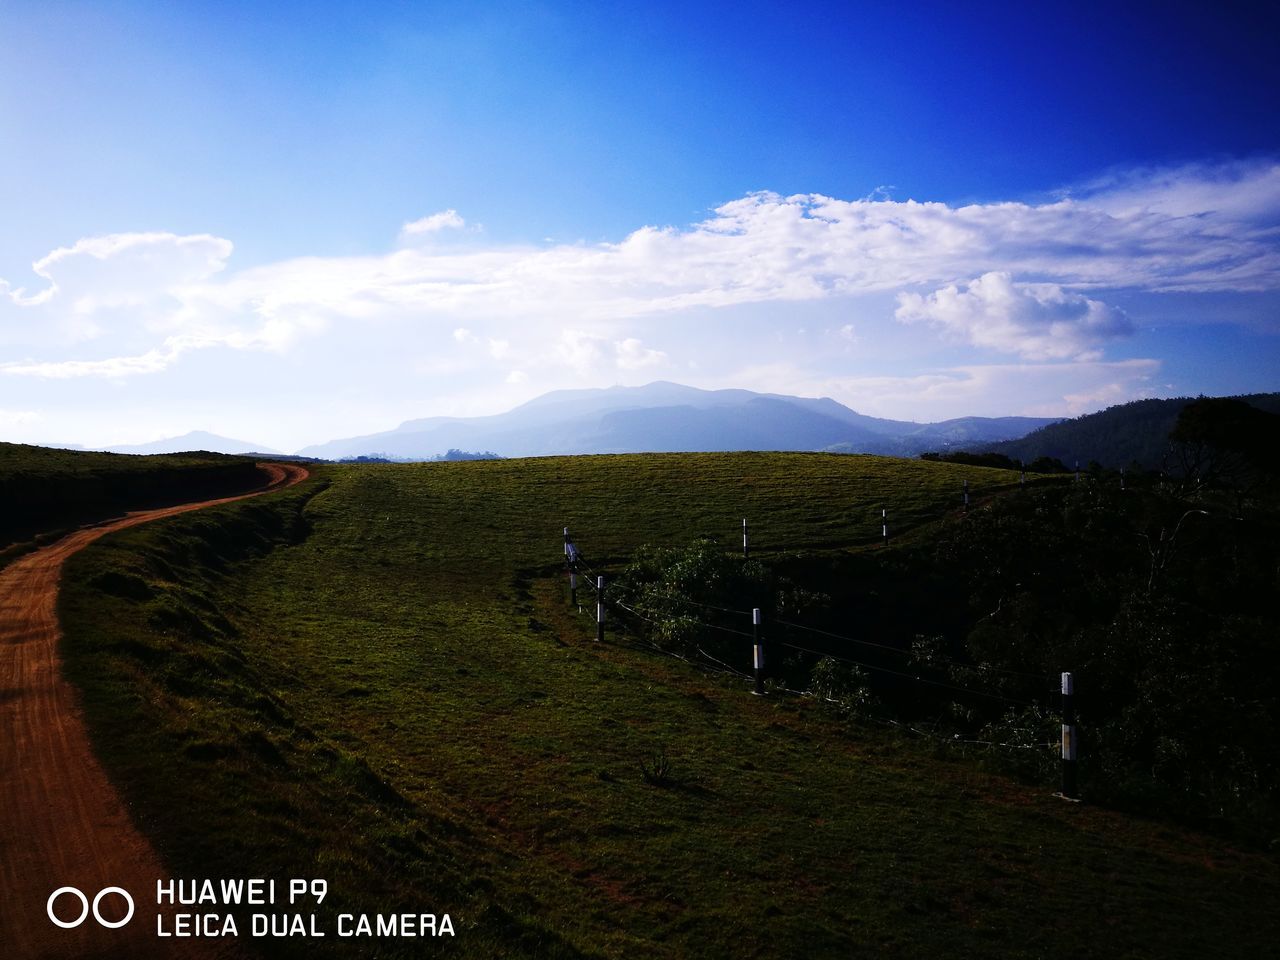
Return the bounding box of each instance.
[560,514,1082,801]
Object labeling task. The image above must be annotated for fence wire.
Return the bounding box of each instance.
[560,532,1059,716]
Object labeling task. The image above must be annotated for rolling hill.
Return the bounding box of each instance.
[0,442,263,552]
[53,452,1280,959]
[987,393,1280,469]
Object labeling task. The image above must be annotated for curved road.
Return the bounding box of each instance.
[0,463,309,959]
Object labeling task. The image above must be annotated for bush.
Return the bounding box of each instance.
[613,538,770,662]
[808,657,876,717]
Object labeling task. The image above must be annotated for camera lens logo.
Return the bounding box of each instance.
[47,887,134,929]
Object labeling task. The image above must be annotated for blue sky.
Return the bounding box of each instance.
[2,0,1278,451]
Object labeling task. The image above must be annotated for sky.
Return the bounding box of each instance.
[1,0,1278,452]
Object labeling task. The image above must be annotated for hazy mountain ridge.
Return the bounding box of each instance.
[103,431,283,456]
[297,382,1059,460]
[59,386,1278,465]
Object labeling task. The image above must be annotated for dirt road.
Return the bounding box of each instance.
[0,463,309,959]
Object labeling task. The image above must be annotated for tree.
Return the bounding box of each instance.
[1167,397,1280,498]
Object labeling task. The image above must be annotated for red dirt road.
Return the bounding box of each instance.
[0,463,309,959]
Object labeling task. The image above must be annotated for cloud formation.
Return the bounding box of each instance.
[894,272,1133,361]
[1,335,210,379]
[4,232,232,314]
[0,408,41,426]
[802,359,1163,421]
[614,337,667,369]
[2,159,1276,381]
[552,330,667,373]
[401,210,466,237]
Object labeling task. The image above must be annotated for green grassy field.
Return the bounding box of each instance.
[60,454,1278,958]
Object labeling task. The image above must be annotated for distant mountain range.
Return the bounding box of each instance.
[103,431,283,456]
[38,384,1280,464]
[294,382,1058,460]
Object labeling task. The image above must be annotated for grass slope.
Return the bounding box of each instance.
[0,441,261,556]
[60,454,1277,959]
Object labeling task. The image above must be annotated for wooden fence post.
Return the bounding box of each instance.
[1059,671,1080,801]
[596,576,605,643]
[752,608,765,696]
[564,527,579,608]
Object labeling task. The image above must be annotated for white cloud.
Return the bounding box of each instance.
[1073,158,1280,223]
[1057,381,1148,415]
[1,336,202,378]
[2,158,1276,384]
[894,272,1132,361]
[821,359,1162,420]
[552,330,667,373]
[0,408,41,426]
[9,232,232,316]
[451,327,510,359]
[690,356,1161,422]
[0,277,55,308]
[555,329,607,373]
[614,337,666,369]
[401,210,466,237]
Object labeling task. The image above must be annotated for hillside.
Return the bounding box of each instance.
[55,453,1279,959]
[298,381,1057,459]
[987,393,1280,469]
[0,442,262,553]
